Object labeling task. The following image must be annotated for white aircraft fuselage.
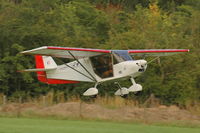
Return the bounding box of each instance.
[46,57,147,83]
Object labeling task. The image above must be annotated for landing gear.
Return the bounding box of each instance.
[114,82,129,98]
[83,83,98,96]
[128,77,142,93]
[114,77,142,97]
[83,77,142,97]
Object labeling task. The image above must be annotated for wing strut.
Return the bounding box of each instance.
[64,63,95,82]
[68,51,97,82]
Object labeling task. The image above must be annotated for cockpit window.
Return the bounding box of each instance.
[90,54,113,78]
[112,50,133,64]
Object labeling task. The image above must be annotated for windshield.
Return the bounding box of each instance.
[112,50,133,64]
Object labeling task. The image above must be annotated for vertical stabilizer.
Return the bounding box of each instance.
[35,55,47,83]
[34,55,57,83]
[42,56,57,69]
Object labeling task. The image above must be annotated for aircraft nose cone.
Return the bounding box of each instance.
[140,60,147,67]
[138,60,147,72]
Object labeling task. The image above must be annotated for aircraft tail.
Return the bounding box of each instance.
[37,55,57,69]
[34,55,57,83]
[20,55,79,84]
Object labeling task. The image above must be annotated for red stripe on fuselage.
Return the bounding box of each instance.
[45,79,79,84]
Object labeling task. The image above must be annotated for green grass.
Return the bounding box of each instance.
[0,117,199,133]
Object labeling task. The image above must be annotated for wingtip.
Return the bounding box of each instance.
[20,51,26,54]
[17,70,24,72]
[20,46,48,54]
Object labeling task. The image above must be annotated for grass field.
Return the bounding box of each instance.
[0,117,200,133]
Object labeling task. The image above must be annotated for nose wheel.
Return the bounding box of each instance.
[128,77,142,93]
[114,77,142,97]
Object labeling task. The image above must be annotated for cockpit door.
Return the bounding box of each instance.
[90,54,113,79]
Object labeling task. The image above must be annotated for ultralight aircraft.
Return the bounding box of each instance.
[21,46,189,97]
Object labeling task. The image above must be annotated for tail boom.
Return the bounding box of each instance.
[34,55,79,84]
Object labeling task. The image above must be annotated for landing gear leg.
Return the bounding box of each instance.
[114,82,129,98]
[83,83,99,96]
[128,77,142,93]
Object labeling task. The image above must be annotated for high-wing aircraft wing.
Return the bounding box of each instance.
[128,49,189,56]
[21,46,189,58]
[21,46,111,59]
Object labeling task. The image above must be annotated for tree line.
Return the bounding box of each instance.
[0,0,200,107]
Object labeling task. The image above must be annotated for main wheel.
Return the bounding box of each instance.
[121,94,128,98]
[90,95,97,98]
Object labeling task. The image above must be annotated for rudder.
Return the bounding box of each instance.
[35,55,48,83]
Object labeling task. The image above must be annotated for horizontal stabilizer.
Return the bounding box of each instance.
[19,68,56,72]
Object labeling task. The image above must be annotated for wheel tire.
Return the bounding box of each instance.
[121,94,128,98]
